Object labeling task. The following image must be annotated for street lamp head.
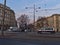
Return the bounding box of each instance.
[36,10,38,12]
[25,7,28,9]
[38,7,41,9]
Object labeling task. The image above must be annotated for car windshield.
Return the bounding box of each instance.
[40,28,44,30]
[45,28,53,30]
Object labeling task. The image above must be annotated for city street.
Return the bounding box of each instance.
[0,38,60,45]
[0,31,60,45]
[0,31,60,40]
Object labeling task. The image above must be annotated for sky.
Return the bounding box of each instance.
[0,0,60,21]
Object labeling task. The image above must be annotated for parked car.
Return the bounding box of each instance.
[7,27,20,32]
[6,29,12,32]
[37,27,55,34]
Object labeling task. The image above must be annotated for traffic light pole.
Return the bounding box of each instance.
[33,4,35,28]
[1,0,6,36]
[25,4,40,31]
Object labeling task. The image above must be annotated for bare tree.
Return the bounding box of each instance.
[17,14,29,31]
[36,16,48,29]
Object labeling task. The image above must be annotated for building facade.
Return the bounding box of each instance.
[36,17,48,29]
[0,4,17,30]
[36,14,60,32]
[47,14,60,32]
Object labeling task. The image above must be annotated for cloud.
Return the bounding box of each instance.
[52,3,60,9]
[49,3,60,15]
[15,0,60,22]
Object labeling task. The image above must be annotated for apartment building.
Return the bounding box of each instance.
[36,14,60,32]
[0,4,17,30]
[47,14,60,32]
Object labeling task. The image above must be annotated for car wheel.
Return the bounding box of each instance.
[50,31,55,34]
[38,31,42,34]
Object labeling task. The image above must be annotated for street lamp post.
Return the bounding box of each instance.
[33,4,35,27]
[25,4,40,30]
[1,0,6,36]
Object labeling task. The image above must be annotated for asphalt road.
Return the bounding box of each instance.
[4,31,60,37]
[0,38,60,45]
[0,31,60,40]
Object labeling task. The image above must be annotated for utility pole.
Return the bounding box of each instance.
[1,0,6,36]
[33,4,35,27]
[25,4,40,31]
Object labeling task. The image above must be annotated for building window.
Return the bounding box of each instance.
[5,18,9,21]
[0,17,2,20]
[0,9,2,15]
[5,13,9,18]
[0,21,1,24]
